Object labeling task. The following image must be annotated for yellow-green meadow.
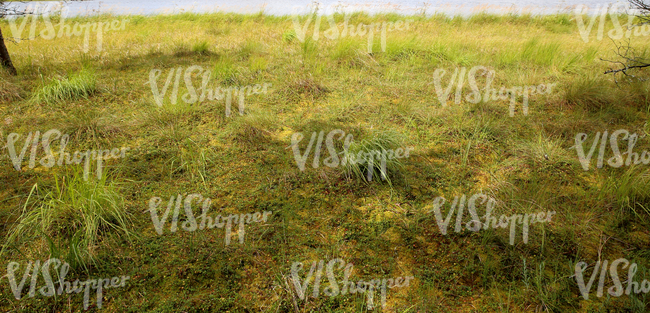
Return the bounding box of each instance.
[1,9,650,312]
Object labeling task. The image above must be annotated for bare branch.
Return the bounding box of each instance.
[603,4,650,82]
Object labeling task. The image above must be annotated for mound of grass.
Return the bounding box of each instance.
[224,112,275,146]
[249,56,268,72]
[30,69,97,105]
[172,43,191,56]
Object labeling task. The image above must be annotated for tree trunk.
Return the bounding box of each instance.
[0,26,17,76]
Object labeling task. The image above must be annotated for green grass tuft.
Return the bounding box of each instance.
[342,130,406,185]
[30,69,97,105]
[282,30,297,43]
[564,76,616,111]
[213,55,240,85]
[1,170,133,270]
[192,41,211,55]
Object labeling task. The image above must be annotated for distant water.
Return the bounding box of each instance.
[5,0,630,17]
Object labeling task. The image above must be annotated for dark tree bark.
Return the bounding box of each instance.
[0,26,17,75]
[0,0,75,76]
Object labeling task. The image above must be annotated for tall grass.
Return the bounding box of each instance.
[1,169,133,270]
[2,9,650,311]
[213,55,240,85]
[342,131,406,185]
[519,38,561,67]
[564,76,617,111]
[192,41,211,55]
[599,168,650,220]
[30,68,97,105]
[168,138,218,188]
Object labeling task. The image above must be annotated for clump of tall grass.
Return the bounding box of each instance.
[538,13,573,33]
[192,41,211,55]
[1,169,134,270]
[382,37,423,63]
[30,69,97,105]
[172,42,194,57]
[342,131,406,185]
[427,41,474,66]
[331,38,364,66]
[173,41,213,56]
[213,55,240,85]
[560,47,598,74]
[145,95,208,130]
[467,12,503,25]
[282,30,297,43]
[168,138,217,188]
[599,168,650,221]
[519,38,561,67]
[564,76,617,111]
[249,56,268,72]
[301,36,319,62]
[208,24,231,36]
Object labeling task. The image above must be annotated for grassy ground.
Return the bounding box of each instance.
[1,9,650,312]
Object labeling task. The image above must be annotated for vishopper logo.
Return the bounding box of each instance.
[430,193,555,245]
[4,129,130,181]
[291,4,412,53]
[148,194,272,246]
[7,3,128,53]
[289,258,414,310]
[574,258,650,300]
[574,3,650,43]
[432,66,556,117]
[4,258,130,310]
[290,129,413,181]
[145,66,271,117]
[572,129,650,170]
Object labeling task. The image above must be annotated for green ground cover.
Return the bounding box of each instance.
[1,10,650,312]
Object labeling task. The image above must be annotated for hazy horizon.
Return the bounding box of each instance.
[6,0,627,17]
